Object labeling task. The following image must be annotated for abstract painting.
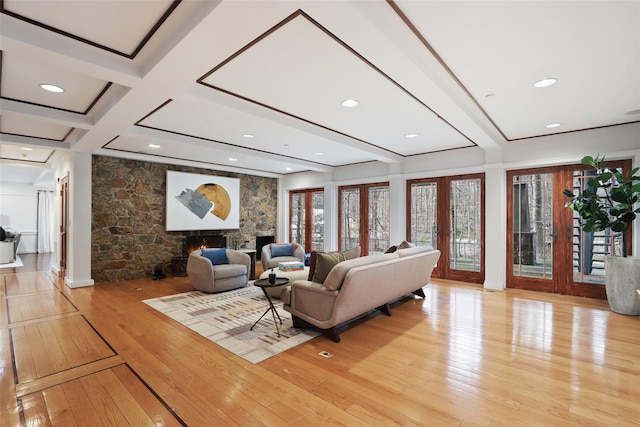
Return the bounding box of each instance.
[166,171,240,231]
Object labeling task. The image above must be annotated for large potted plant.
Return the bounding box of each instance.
[564,155,640,315]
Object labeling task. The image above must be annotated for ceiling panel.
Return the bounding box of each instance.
[202,10,474,157]
[135,96,378,168]
[0,113,71,141]
[396,0,640,140]
[3,0,175,56]
[0,142,53,162]
[1,50,110,113]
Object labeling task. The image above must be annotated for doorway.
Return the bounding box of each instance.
[59,175,68,278]
[407,173,485,284]
[506,160,631,297]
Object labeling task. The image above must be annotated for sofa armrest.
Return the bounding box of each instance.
[186,252,214,285]
[226,249,250,273]
[283,280,338,322]
[261,245,272,271]
[293,245,306,262]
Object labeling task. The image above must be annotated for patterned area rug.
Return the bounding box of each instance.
[143,285,319,364]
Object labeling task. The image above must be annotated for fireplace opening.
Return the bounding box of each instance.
[185,235,227,254]
[256,235,275,260]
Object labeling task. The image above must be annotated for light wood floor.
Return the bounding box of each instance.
[1,254,639,426]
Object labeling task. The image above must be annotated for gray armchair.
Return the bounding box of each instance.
[261,243,305,271]
[186,248,250,293]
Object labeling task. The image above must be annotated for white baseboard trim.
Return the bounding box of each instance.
[483,280,505,291]
[64,278,95,288]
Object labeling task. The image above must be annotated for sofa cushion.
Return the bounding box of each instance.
[323,253,399,291]
[271,243,294,257]
[309,246,360,283]
[201,248,228,265]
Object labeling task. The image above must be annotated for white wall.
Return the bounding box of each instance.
[0,182,54,254]
[280,126,640,290]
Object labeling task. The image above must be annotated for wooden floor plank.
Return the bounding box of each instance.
[15,355,125,398]
[5,271,58,296]
[42,385,79,427]
[7,292,76,324]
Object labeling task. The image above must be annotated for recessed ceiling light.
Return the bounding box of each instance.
[21,147,34,151]
[545,123,562,128]
[286,167,293,171]
[40,83,64,93]
[485,93,495,98]
[314,152,323,156]
[405,133,418,138]
[342,99,358,107]
[148,143,160,148]
[534,78,557,88]
[229,157,238,161]
[242,133,254,138]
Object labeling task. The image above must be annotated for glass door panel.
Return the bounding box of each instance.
[409,181,438,248]
[512,173,554,280]
[368,186,390,255]
[311,191,324,252]
[449,178,482,273]
[340,187,360,250]
[290,192,305,245]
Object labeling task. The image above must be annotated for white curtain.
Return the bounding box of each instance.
[37,191,54,253]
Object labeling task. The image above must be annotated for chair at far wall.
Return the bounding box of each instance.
[187,248,250,293]
[261,243,305,271]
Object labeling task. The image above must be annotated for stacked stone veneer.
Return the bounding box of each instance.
[91,155,277,284]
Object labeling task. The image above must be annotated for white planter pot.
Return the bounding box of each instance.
[604,255,640,316]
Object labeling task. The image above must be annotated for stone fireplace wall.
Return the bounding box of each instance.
[91,155,277,284]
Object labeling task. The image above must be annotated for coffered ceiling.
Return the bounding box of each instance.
[1,0,639,184]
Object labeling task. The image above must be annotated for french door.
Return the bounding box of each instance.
[338,183,390,256]
[507,160,631,297]
[289,188,324,252]
[407,174,485,284]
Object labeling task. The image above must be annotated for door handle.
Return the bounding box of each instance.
[566,226,573,240]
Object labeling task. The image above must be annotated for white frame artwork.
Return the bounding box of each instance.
[166,171,240,231]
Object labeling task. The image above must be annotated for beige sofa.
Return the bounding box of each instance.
[282,246,440,342]
[186,248,250,293]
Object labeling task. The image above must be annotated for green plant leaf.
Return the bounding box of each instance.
[581,155,595,166]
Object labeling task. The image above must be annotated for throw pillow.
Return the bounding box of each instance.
[271,243,293,257]
[309,246,361,284]
[397,240,415,250]
[385,245,397,254]
[201,248,228,265]
[312,251,343,284]
[341,246,361,260]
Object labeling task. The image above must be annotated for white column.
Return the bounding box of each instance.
[65,152,94,288]
[324,176,338,251]
[388,174,405,245]
[484,165,506,290]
